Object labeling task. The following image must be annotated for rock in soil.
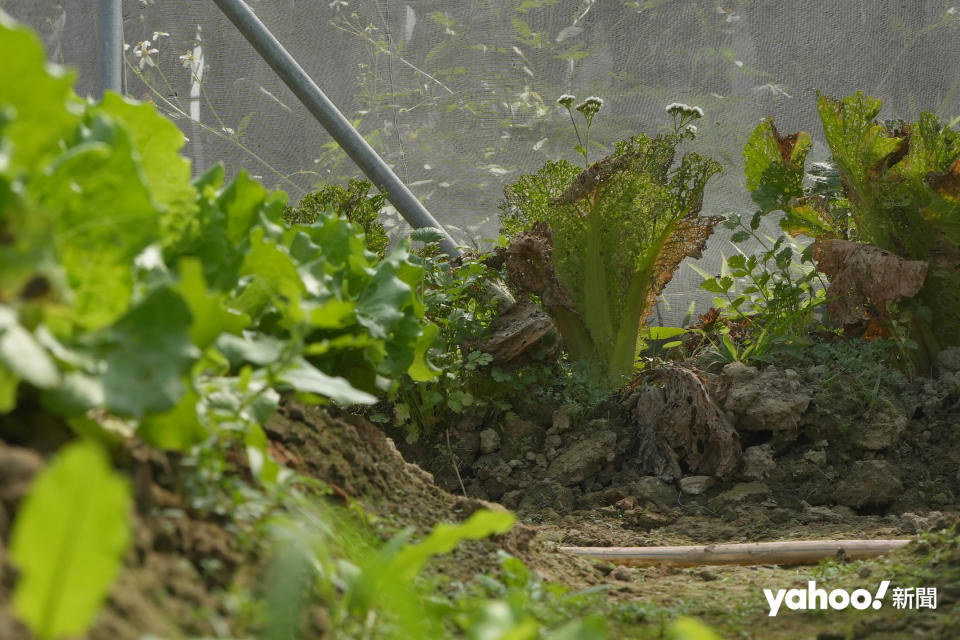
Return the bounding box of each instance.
[630,476,678,507]
[479,428,501,454]
[844,397,908,450]
[518,480,576,513]
[679,476,716,495]
[740,444,776,480]
[937,346,960,373]
[832,459,903,510]
[725,366,810,432]
[545,428,617,486]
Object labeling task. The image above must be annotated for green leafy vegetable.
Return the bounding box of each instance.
[0,16,435,452]
[284,178,390,258]
[9,440,132,640]
[742,91,960,363]
[502,133,722,384]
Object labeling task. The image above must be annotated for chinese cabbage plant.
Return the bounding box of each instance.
[501,100,721,385]
[741,91,960,364]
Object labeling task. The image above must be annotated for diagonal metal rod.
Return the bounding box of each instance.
[211,0,460,257]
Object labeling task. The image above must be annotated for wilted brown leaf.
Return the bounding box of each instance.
[503,222,578,315]
[925,156,960,199]
[646,211,723,318]
[813,238,928,326]
[768,119,804,164]
[472,299,560,367]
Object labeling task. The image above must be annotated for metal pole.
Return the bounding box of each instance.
[98,0,123,95]
[211,0,461,257]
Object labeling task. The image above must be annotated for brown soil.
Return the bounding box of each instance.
[0,353,958,638]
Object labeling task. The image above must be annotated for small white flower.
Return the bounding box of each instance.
[666,102,688,114]
[123,42,130,51]
[329,0,348,9]
[179,51,194,68]
[131,40,159,69]
[685,124,698,135]
[152,30,170,41]
[690,105,704,118]
[557,94,576,108]
[222,126,235,135]
[734,60,744,68]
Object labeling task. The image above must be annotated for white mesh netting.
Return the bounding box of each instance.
[5,0,960,324]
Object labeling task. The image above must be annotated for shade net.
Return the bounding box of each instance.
[5,0,960,325]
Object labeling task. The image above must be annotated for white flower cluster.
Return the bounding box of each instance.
[574,95,603,118]
[665,102,704,118]
[557,94,577,108]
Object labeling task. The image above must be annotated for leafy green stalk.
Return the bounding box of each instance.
[503,125,721,385]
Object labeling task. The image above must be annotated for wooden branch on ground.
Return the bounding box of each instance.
[559,539,912,567]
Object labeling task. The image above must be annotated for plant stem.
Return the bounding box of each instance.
[445,429,468,497]
[566,107,587,167]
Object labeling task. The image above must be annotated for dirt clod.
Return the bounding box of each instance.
[833,460,903,510]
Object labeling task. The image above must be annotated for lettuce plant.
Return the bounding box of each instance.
[501,102,721,385]
[742,92,960,362]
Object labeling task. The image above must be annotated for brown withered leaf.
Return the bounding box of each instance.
[503,222,578,315]
[925,156,960,199]
[769,119,803,163]
[644,211,724,320]
[471,299,560,367]
[630,366,741,479]
[813,238,928,326]
[551,151,640,206]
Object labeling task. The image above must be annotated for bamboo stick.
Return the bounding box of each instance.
[559,539,911,567]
